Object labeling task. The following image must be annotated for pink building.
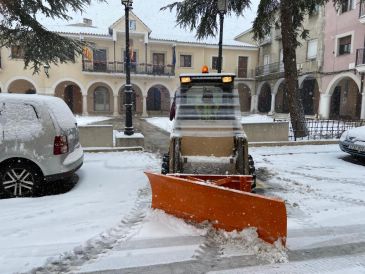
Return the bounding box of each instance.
[320,0,365,119]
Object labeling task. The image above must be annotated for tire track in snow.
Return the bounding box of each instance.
[273,175,365,207]
[27,186,151,274]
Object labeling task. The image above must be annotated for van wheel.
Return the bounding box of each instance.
[0,162,42,198]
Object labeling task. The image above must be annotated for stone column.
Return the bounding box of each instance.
[113,95,119,116]
[269,92,276,114]
[82,94,88,116]
[318,93,331,119]
[250,94,258,112]
[361,92,365,119]
[142,96,148,117]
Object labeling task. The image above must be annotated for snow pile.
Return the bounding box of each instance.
[145,117,173,133]
[76,116,112,126]
[241,114,274,124]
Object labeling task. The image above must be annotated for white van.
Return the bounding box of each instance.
[0,94,83,197]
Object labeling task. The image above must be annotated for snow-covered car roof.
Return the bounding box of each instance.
[346,125,365,141]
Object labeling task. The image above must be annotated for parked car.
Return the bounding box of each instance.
[339,126,365,158]
[0,94,83,198]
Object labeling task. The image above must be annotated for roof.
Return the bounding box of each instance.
[41,0,259,48]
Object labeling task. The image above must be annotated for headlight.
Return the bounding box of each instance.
[340,131,348,142]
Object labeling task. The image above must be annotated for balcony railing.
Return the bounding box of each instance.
[356,48,365,66]
[256,62,283,77]
[256,60,319,78]
[235,68,255,79]
[82,60,175,76]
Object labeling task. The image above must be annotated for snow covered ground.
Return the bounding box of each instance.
[75,116,112,126]
[1,145,365,273]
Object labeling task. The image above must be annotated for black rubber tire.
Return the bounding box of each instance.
[0,161,42,198]
[161,153,169,174]
[248,154,257,190]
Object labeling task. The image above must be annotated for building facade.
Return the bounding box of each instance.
[0,12,258,117]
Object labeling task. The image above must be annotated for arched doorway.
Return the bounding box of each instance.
[275,81,289,113]
[329,77,361,120]
[87,83,114,114]
[237,83,251,112]
[55,81,82,114]
[119,84,143,115]
[8,79,36,94]
[147,85,170,115]
[300,78,320,115]
[258,83,272,113]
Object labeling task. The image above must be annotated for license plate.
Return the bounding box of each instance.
[348,144,365,152]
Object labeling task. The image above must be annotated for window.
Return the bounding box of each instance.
[11,46,24,59]
[340,0,354,13]
[94,86,110,112]
[129,20,136,31]
[180,55,192,67]
[307,39,318,60]
[212,56,219,70]
[338,35,352,55]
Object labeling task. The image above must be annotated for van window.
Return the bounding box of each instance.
[2,102,43,141]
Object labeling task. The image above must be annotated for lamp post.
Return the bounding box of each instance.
[122,0,134,135]
[217,0,227,73]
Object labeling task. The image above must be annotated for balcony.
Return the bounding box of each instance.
[256,60,319,80]
[355,48,365,72]
[235,68,255,79]
[359,0,365,23]
[255,62,284,78]
[82,60,175,76]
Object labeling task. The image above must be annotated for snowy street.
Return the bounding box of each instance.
[1,145,365,273]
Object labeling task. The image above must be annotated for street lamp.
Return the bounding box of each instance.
[217,0,227,73]
[122,0,134,135]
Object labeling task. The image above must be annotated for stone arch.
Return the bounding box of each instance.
[325,72,361,95]
[275,80,289,113]
[52,78,85,95]
[87,82,114,115]
[272,78,285,96]
[329,76,361,120]
[237,83,251,112]
[6,77,38,94]
[258,82,272,113]
[118,84,143,115]
[54,81,83,114]
[300,76,320,115]
[146,84,171,115]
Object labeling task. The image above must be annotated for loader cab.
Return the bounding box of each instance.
[176,73,238,121]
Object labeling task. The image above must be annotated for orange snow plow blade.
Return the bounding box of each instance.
[145,172,287,245]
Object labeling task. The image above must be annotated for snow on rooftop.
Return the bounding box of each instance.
[41,0,259,47]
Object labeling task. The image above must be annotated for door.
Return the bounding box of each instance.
[238,57,248,78]
[93,49,107,72]
[64,85,74,112]
[330,87,341,119]
[153,53,165,74]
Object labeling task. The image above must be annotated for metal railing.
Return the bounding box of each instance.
[256,60,319,78]
[235,68,255,78]
[82,60,175,76]
[274,118,365,141]
[356,48,365,66]
[255,62,283,77]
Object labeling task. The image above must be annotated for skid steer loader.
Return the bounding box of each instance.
[145,69,287,245]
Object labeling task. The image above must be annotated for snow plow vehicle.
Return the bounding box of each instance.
[145,69,287,245]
